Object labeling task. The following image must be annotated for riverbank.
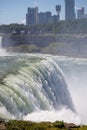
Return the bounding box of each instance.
[1,119,86,130]
[2,34,87,58]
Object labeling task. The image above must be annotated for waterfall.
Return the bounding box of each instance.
[0,36,6,54]
[0,36,2,49]
[0,54,75,120]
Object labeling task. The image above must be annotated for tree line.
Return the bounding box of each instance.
[0,18,87,34]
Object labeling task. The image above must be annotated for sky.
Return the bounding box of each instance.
[0,0,87,25]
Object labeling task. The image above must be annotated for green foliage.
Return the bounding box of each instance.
[5,120,87,130]
[7,44,40,53]
[0,24,26,34]
[6,120,35,130]
[0,19,87,34]
[6,120,52,130]
[53,121,64,128]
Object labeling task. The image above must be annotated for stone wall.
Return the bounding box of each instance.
[2,34,56,48]
[2,34,87,58]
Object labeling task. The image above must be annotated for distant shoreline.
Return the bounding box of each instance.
[1,33,87,58]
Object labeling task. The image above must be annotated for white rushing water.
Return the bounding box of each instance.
[0,53,87,124]
[0,36,2,48]
[0,36,6,55]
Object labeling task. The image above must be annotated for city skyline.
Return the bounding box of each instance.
[0,0,87,25]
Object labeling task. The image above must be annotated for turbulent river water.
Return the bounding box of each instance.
[0,37,87,124]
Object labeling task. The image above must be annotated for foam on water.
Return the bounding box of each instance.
[24,107,81,125]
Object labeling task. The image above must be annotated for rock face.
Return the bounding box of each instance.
[2,35,55,47]
[64,123,80,129]
[0,120,6,130]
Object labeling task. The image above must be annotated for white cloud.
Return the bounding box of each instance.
[20,19,26,25]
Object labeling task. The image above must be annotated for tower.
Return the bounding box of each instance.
[55,5,61,21]
[65,0,75,20]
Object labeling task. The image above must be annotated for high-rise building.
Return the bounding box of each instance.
[77,7,85,19]
[26,6,59,25]
[39,12,58,24]
[26,7,39,25]
[65,0,75,20]
[48,15,58,24]
[39,12,51,24]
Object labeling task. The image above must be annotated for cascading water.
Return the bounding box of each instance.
[0,36,2,50]
[0,54,74,116]
[0,53,86,124]
[0,36,6,54]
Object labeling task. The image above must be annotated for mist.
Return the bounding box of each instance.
[24,108,81,125]
[58,58,87,124]
[23,57,87,125]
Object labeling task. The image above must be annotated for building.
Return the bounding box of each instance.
[39,12,51,24]
[77,7,87,19]
[77,7,85,19]
[84,14,87,19]
[26,7,39,25]
[26,6,59,25]
[39,12,58,24]
[65,0,75,20]
[48,15,58,23]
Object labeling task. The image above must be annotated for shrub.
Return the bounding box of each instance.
[53,121,64,128]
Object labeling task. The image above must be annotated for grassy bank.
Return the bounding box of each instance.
[1,120,87,130]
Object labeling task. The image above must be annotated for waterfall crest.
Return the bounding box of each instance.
[0,54,75,119]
